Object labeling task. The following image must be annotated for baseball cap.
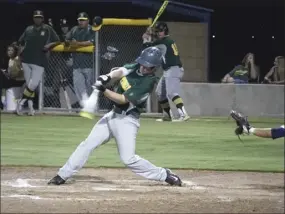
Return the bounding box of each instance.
[33,10,44,18]
[77,12,89,21]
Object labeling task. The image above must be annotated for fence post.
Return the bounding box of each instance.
[38,77,44,112]
[146,96,151,113]
[95,30,100,81]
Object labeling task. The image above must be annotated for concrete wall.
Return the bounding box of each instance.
[154,83,284,118]
[166,22,208,82]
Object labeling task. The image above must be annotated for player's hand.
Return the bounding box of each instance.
[43,44,51,52]
[142,33,152,43]
[97,74,111,85]
[70,39,78,46]
[64,40,71,46]
[92,80,106,92]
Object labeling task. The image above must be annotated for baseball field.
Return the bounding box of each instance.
[1,114,284,213]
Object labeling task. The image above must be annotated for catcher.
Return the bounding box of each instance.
[48,47,182,187]
[143,22,189,122]
[230,110,285,140]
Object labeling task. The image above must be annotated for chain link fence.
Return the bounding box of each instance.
[97,25,148,112]
[44,51,77,111]
[42,19,151,113]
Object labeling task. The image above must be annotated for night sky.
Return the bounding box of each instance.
[0,0,284,82]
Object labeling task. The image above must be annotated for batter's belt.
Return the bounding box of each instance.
[113,106,140,119]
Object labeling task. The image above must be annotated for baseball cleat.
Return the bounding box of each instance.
[16,100,23,116]
[79,111,95,120]
[165,168,182,186]
[27,100,35,116]
[48,175,66,185]
[172,115,190,122]
[28,109,35,116]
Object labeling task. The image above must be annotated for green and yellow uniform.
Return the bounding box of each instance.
[18,24,59,67]
[65,24,95,104]
[114,63,158,117]
[151,36,183,70]
[144,35,189,121]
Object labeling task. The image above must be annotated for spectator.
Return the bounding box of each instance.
[15,10,60,115]
[222,53,259,84]
[0,45,25,110]
[263,56,284,84]
[65,12,95,107]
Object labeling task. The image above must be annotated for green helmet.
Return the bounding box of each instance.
[135,47,163,68]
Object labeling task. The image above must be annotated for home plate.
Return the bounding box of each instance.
[217,196,233,202]
[1,179,38,188]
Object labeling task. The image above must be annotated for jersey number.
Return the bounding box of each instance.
[171,43,179,56]
[120,77,131,91]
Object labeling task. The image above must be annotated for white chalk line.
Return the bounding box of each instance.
[0,195,113,201]
[3,178,261,192]
[1,194,234,203]
[0,178,238,203]
[1,178,206,192]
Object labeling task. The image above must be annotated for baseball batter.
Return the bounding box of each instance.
[48,47,182,187]
[143,22,189,122]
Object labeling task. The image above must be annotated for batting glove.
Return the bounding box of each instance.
[97,74,111,85]
[92,80,106,92]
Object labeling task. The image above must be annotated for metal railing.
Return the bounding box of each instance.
[41,18,152,113]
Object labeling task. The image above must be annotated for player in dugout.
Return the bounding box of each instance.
[15,10,60,115]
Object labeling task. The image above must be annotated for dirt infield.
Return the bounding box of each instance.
[1,167,284,213]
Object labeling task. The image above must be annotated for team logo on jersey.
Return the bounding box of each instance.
[120,77,131,91]
[41,31,45,36]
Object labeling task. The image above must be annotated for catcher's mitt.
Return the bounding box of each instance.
[235,126,243,135]
[230,110,251,143]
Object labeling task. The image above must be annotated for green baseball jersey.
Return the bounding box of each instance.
[145,36,182,70]
[115,63,158,113]
[18,24,60,67]
[65,25,95,69]
[229,65,249,82]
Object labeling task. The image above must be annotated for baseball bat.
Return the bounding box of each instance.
[63,87,72,112]
[59,72,72,112]
[150,0,169,27]
[79,88,100,120]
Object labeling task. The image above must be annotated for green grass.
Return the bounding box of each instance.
[1,114,284,172]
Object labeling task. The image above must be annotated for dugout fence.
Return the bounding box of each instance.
[41,18,152,113]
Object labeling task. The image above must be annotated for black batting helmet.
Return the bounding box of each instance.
[154,22,169,35]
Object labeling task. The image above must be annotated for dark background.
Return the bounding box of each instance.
[0,0,284,82]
